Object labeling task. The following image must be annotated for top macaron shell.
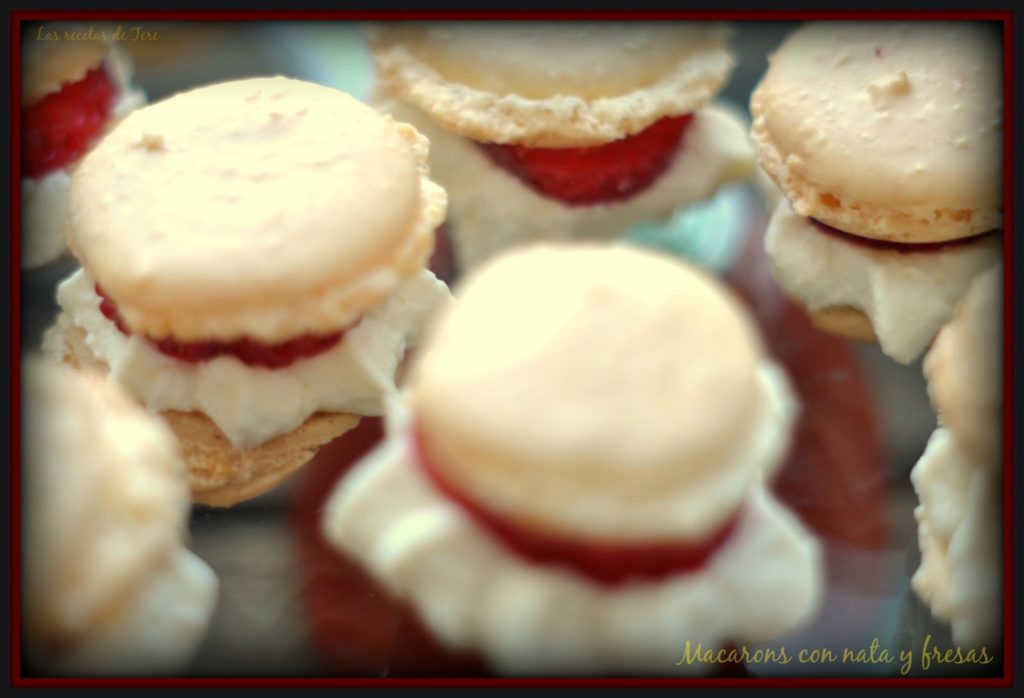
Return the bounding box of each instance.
[751,22,1002,243]
[409,244,794,543]
[68,76,446,343]
[369,22,734,147]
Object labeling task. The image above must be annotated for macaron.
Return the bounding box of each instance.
[910,265,1002,650]
[368,22,755,270]
[22,356,216,675]
[323,244,821,674]
[751,22,1002,363]
[43,76,451,506]
[21,26,145,268]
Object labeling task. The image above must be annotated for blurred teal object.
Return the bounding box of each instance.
[623,184,751,275]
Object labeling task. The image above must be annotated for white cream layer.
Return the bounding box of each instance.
[911,428,1001,650]
[765,200,1001,364]
[21,78,144,270]
[382,97,754,270]
[322,406,822,675]
[56,267,450,448]
[57,548,217,675]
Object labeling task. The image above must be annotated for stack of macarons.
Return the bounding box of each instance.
[368,22,755,270]
[23,357,217,674]
[750,22,1001,363]
[43,76,451,506]
[21,26,145,268]
[911,265,1002,650]
[323,244,821,674]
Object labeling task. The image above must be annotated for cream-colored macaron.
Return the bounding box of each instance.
[68,75,446,343]
[409,244,797,543]
[751,22,1002,243]
[368,22,733,148]
[22,356,216,674]
[46,76,450,506]
[924,264,1002,466]
[322,244,819,673]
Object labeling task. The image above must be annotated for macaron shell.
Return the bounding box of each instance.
[167,409,360,508]
[409,244,787,542]
[381,22,724,101]
[369,22,733,147]
[808,305,878,344]
[751,22,1001,242]
[69,76,444,342]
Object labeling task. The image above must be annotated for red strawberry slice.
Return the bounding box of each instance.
[478,114,694,206]
[811,218,999,255]
[413,425,740,586]
[22,65,118,179]
[96,285,345,370]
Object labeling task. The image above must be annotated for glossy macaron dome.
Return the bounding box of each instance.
[751,21,1001,243]
[409,244,795,543]
[67,75,446,343]
[369,22,733,147]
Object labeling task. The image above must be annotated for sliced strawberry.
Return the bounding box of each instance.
[412,424,739,587]
[810,218,999,254]
[478,114,694,206]
[95,285,345,369]
[22,65,118,178]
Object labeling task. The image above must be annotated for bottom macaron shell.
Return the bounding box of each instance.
[169,409,361,508]
[806,306,879,345]
[290,204,888,675]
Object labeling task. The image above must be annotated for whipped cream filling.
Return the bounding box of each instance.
[322,401,822,675]
[765,200,1001,364]
[911,428,1001,649]
[21,71,144,270]
[56,548,217,675]
[382,97,754,270]
[56,267,451,448]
